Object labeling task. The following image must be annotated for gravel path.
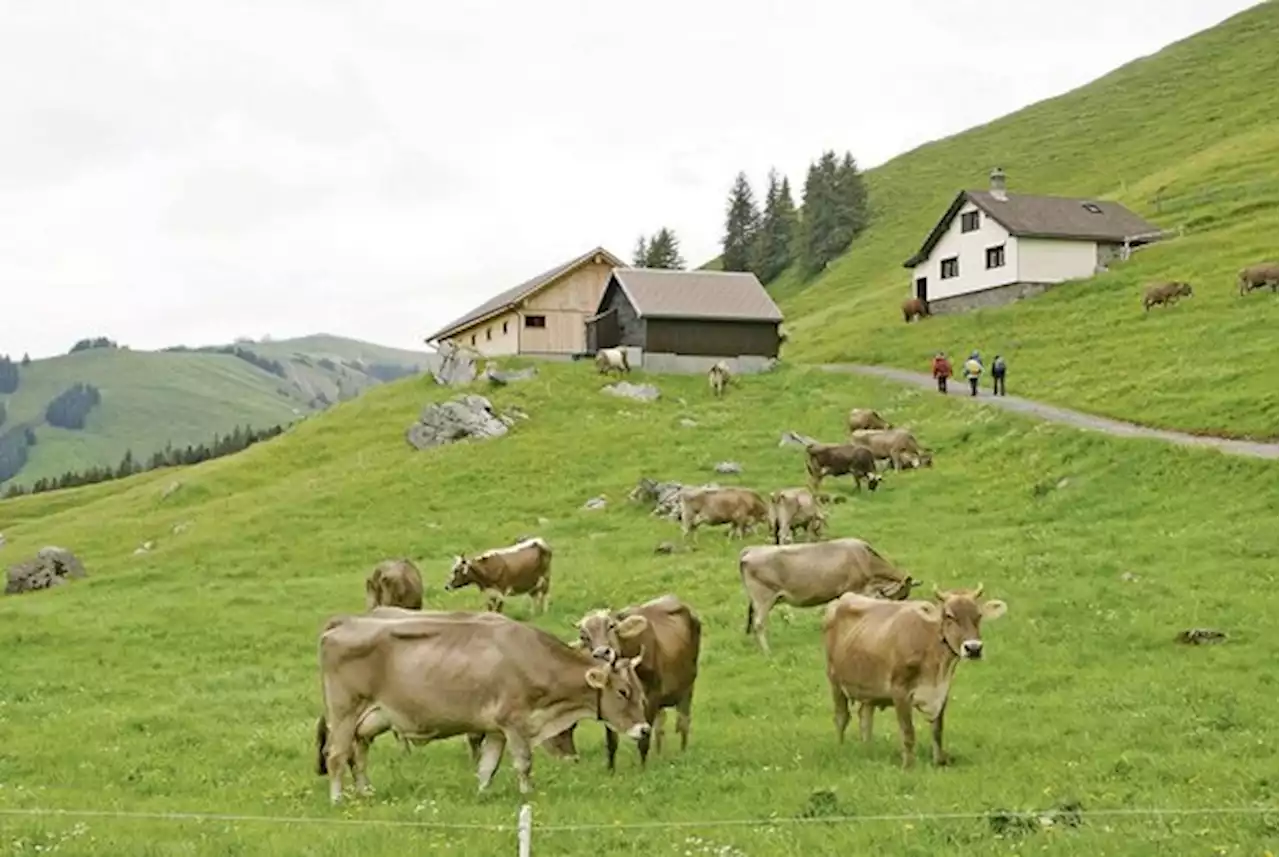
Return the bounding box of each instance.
[817,364,1278,460]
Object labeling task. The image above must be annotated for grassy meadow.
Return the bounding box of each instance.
[0,360,1275,856]
[767,2,1279,439]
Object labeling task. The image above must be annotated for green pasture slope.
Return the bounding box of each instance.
[0,361,1275,855]
[769,2,1279,439]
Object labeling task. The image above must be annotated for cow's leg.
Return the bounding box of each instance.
[505,732,535,794]
[675,690,693,752]
[831,681,850,743]
[324,716,359,805]
[351,707,394,796]
[486,591,505,613]
[467,733,485,765]
[475,733,507,793]
[892,696,916,769]
[637,713,653,767]
[858,702,875,743]
[604,724,620,772]
[930,700,950,767]
[746,593,777,655]
[648,707,666,758]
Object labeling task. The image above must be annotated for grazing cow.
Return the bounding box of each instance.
[847,408,891,432]
[562,594,702,771]
[1142,281,1193,312]
[901,297,929,323]
[1238,262,1278,296]
[315,610,650,802]
[849,429,933,471]
[805,441,883,493]
[708,360,732,397]
[445,537,552,614]
[770,488,828,545]
[679,486,770,542]
[595,347,631,376]
[364,559,424,611]
[822,584,1007,769]
[739,537,920,654]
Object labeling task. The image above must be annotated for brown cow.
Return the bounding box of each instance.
[364,559,424,611]
[564,594,702,771]
[769,487,828,545]
[1142,281,1193,312]
[902,297,929,323]
[444,537,552,614]
[847,408,891,432]
[1238,262,1278,296]
[805,441,883,493]
[849,429,933,471]
[679,487,770,542]
[822,584,1007,769]
[708,360,732,397]
[739,537,920,654]
[315,610,650,802]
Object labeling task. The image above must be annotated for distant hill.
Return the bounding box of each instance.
[0,334,436,490]
[721,2,1279,438]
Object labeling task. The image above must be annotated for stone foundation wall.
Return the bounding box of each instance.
[639,352,780,375]
[928,281,1056,315]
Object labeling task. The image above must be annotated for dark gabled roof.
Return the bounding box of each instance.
[426,246,624,342]
[597,268,784,323]
[902,190,1164,268]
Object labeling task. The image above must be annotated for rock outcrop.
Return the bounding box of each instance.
[406,395,511,450]
[5,546,88,596]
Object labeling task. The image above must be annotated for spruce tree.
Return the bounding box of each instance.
[721,172,760,273]
[834,152,869,241]
[644,228,685,270]
[752,170,798,284]
[632,235,649,267]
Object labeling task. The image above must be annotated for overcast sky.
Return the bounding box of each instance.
[0,0,1257,359]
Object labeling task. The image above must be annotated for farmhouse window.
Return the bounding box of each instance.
[960,211,980,233]
[940,257,959,279]
[469,334,476,345]
[502,321,509,334]
[486,327,492,341]
[524,315,546,329]
[985,245,1006,269]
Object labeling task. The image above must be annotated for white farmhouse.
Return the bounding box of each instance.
[902,168,1165,314]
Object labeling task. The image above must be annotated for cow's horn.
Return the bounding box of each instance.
[973,582,984,598]
[932,585,946,602]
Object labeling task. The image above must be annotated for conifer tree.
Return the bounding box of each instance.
[752,169,798,284]
[643,227,685,269]
[721,172,760,273]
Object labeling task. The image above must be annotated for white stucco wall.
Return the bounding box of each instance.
[911,203,1017,300]
[1016,237,1099,284]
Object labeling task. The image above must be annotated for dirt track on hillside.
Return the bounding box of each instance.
[817,364,1279,461]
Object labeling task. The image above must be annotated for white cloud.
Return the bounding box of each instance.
[0,0,1257,358]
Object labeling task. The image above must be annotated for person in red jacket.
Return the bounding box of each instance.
[931,351,953,393]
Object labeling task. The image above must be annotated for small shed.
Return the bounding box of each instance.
[585,268,784,359]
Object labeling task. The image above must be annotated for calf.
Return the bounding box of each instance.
[769,487,828,545]
[805,441,883,493]
[847,408,891,432]
[679,486,770,542]
[1238,262,1278,296]
[1142,281,1193,311]
[708,360,732,397]
[849,429,933,471]
[739,537,919,654]
[444,537,552,614]
[565,594,702,771]
[823,584,1007,769]
[595,347,631,376]
[364,559,424,611]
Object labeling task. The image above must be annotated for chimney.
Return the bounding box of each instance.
[989,167,1007,201]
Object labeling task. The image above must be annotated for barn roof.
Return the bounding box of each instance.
[601,268,784,323]
[426,245,624,343]
[902,190,1163,268]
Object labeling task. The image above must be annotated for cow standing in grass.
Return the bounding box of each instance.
[708,361,732,397]
[595,348,631,376]
[822,584,1007,769]
[364,559,424,611]
[1142,281,1193,312]
[679,487,770,542]
[901,297,929,323]
[444,537,552,614]
[805,442,883,493]
[769,488,828,545]
[847,408,891,432]
[849,429,933,471]
[1238,262,1278,296]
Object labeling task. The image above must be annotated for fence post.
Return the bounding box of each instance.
[517,804,532,857]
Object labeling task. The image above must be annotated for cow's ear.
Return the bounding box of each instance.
[584,666,608,689]
[981,599,1007,621]
[615,615,649,639]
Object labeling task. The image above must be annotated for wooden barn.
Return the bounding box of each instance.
[585,268,784,359]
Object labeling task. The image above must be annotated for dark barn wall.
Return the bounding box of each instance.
[588,279,645,349]
[644,318,780,358]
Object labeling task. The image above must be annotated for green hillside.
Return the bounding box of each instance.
[0,335,433,490]
[766,2,1278,438]
[0,360,1274,855]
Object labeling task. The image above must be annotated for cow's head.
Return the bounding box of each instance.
[867,471,884,491]
[925,584,1007,660]
[443,555,475,591]
[1177,282,1194,297]
[573,609,648,663]
[584,654,650,741]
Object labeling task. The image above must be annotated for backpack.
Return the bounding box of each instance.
[994,357,1006,374]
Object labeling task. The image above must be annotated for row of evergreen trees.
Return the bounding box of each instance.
[69,337,119,353]
[45,383,102,430]
[2,422,287,499]
[631,227,685,270]
[0,426,38,484]
[0,355,21,394]
[721,150,870,283]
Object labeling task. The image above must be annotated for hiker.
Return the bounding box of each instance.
[992,354,1007,396]
[962,351,983,397]
[931,352,952,394]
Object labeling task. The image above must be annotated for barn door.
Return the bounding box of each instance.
[594,308,620,349]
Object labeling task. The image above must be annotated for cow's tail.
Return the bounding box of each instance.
[315,715,329,776]
[739,551,755,634]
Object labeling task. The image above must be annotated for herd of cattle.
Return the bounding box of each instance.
[314,392,1008,806]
